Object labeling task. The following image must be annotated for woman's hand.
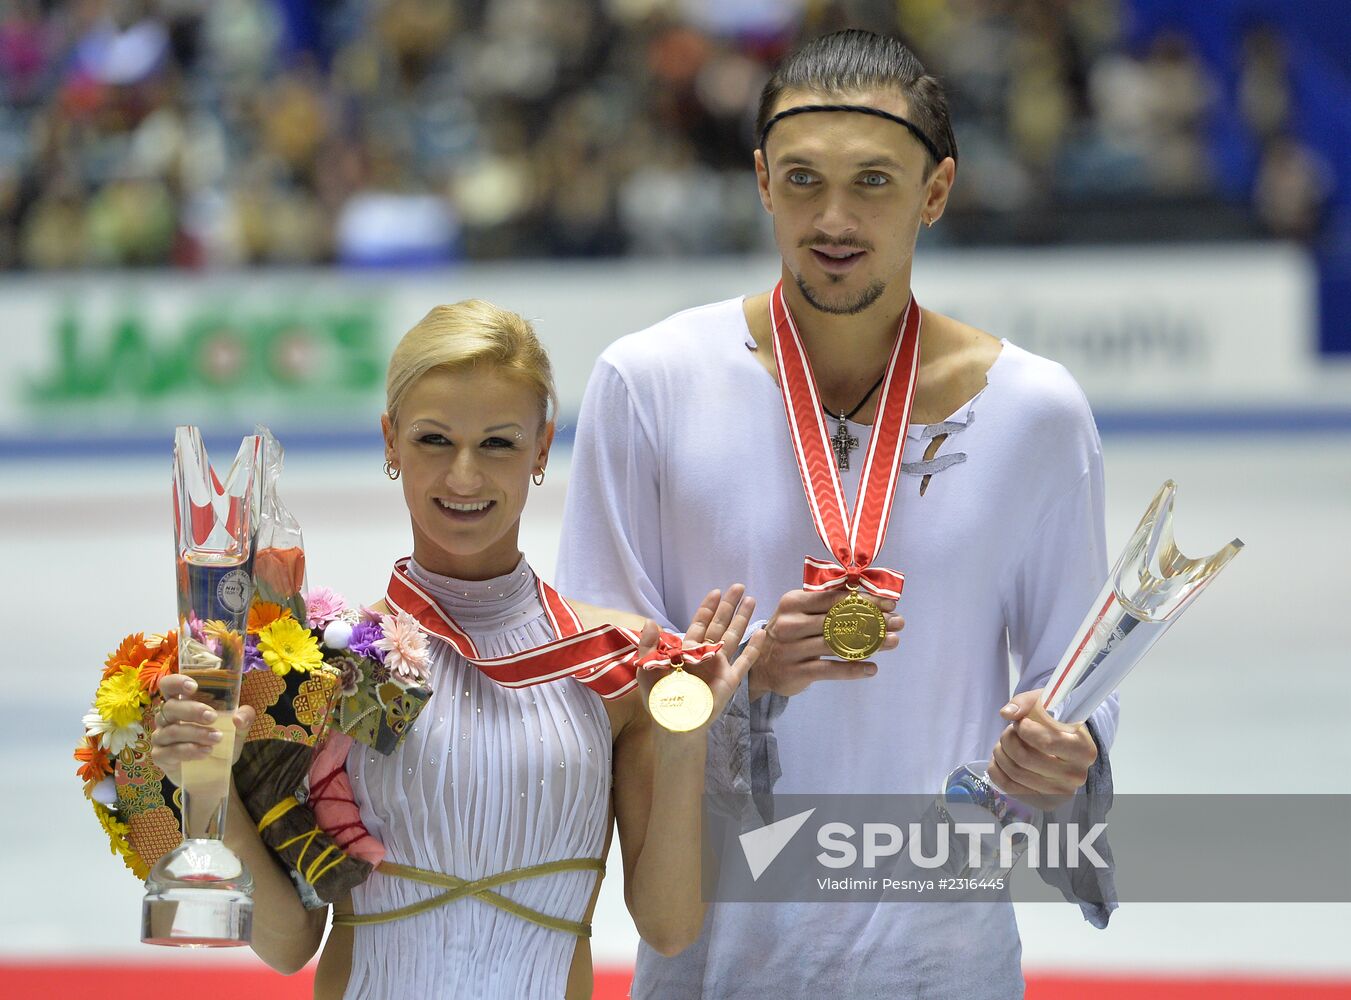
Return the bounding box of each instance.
[635,584,766,730]
[150,673,256,787]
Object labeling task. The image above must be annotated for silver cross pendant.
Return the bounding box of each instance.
[831,415,859,471]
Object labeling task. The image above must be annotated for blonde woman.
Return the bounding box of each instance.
[152,300,762,999]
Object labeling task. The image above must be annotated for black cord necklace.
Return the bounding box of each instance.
[822,372,886,471]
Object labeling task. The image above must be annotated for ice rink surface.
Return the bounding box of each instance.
[4,428,1349,975]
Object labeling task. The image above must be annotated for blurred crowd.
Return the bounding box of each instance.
[0,0,1334,269]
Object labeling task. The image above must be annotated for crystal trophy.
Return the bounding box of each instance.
[250,426,308,621]
[937,481,1243,878]
[142,427,261,946]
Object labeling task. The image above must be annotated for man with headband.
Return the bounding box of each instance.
[558,29,1118,999]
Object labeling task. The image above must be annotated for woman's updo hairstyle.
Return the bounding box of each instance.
[386,300,558,430]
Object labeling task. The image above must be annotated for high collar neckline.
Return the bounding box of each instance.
[403,555,538,626]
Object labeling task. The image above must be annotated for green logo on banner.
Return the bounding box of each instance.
[27,299,385,406]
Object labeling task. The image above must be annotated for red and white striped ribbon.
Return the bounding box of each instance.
[385,558,722,700]
[769,281,922,601]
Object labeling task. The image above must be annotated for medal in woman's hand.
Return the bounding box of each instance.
[644,634,716,732]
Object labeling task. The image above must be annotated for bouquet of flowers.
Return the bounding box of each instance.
[76,427,433,905]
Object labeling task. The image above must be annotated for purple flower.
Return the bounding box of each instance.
[243,635,266,672]
[348,619,386,663]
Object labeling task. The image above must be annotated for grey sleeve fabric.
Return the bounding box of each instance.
[706,618,787,821]
[704,676,753,799]
[1035,715,1118,928]
[704,645,788,825]
[748,690,788,823]
[633,932,710,1000]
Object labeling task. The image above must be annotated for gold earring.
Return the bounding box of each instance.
[924,216,934,229]
[384,460,400,481]
[532,469,545,486]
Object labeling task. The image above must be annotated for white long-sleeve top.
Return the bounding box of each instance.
[343,557,611,999]
[557,296,1119,999]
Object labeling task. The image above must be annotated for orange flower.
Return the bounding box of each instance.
[146,630,178,658]
[138,631,178,694]
[74,736,114,783]
[103,633,150,680]
[254,546,306,599]
[176,556,190,607]
[138,657,175,694]
[247,600,290,635]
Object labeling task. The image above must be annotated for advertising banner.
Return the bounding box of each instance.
[1,245,1325,452]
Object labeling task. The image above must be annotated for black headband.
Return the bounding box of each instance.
[758,103,943,165]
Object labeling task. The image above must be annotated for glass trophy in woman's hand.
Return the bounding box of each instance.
[142,427,261,946]
[937,481,1243,879]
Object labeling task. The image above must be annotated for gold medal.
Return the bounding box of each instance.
[648,668,714,732]
[822,590,886,660]
[771,282,915,668]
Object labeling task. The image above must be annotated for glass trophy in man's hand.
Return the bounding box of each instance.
[937,481,1243,879]
[142,427,261,946]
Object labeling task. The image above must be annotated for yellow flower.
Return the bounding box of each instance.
[124,848,150,880]
[93,801,129,847]
[202,619,234,641]
[257,616,324,677]
[92,802,148,879]
[95,666,150,729]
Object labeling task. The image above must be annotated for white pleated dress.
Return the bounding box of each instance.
[343,557,613,999]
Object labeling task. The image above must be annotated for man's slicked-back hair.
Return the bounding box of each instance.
[756,29,958,172]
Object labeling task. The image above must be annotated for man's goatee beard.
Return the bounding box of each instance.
[795,275,887,316]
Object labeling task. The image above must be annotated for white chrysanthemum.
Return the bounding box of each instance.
[83,709,140,755]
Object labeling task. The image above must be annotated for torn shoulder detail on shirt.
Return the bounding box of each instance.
[901,388,984,489]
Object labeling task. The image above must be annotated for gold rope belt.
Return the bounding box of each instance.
[331,857,606,937]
